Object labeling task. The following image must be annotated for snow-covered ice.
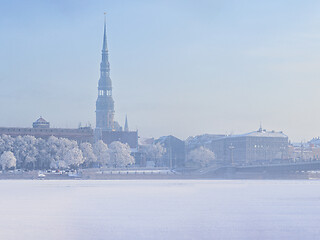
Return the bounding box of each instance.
[0,180,319,240]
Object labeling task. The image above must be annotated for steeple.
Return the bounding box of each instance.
[102,13,108,51]
[96,13,115,131]
[100,12,110,79]
[124,115,129,132]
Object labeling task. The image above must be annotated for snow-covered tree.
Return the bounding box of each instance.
[0,137,5,155]
[22,136,38,169]
[12,135,38,169]
[0,151,16,170]
[109,141,135,168]
[55,160,68,169]
[80,142,97,167]
[47,137,82,169]
[144,143,166,166]
[187,146,215,167]
[35,138,50,169]
[93,140,110,167]
[0,135,14,154]
[64,147,84,168]
[12,136,25,168]
[46,136,64,169]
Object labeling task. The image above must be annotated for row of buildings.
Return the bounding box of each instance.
[1,16,313,169]
[4,111,319,167]
[1,116,313,168]
[288,138,320,162]
[138,127,291,168]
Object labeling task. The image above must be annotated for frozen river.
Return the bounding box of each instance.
[0,180,319,240]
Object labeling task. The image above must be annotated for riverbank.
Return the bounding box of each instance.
[0,169,315,180]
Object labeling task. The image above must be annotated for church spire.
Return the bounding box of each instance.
[96,13,114,131]
[102,12,108,52]
[124,115,129,132]
[100,12,110,75]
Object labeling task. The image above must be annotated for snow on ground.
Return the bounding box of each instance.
[0,180,319,240]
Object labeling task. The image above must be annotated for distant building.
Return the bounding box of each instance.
[32,117,50,129]
[186,134,226,151]
[288,140,320,161]
[134,137,155,167]
[101,131,138,149]
[94,15,138,149]
[0,117,93,143]
[211,127,288,165]
[155,135,186,168]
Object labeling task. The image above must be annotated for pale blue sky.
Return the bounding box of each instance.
[1,0,320,141]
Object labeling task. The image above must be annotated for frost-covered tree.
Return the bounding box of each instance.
[55,160,68,169]
[0,137,5,155]
[13,136,25,168]
[109,141,135,168]
[12,135,38,169]
[80,142,97,167]
[23,136,38,169]
[35,138,50,169]
[144,143,166,166]
[0,151,16,170]
[0,135,14,155]
[46,136,63,169]
[47,137,83,169]
[93,140,110,167]
[64,148,84,169]
[187,146,215,167]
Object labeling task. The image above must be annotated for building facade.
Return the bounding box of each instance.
[101,131,138,149]
[211,128,288,165]
[0,117,93,143]
[155,135,186,168]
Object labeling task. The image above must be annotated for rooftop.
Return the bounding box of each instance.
[229,129,288,139]
[34,117,49,123]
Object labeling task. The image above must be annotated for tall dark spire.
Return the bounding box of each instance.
[124,115,129,132]
[102,13,108,52]
[100,12,110,79]
[96,13,115,131]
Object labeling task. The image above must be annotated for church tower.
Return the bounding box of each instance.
[96,14,115,131]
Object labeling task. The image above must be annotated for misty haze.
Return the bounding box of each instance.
[1,1,320,240]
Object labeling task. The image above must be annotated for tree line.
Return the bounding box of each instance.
[0,134,216,171]
[0,135,134,170]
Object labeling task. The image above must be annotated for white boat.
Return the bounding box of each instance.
[38,172,46,178]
